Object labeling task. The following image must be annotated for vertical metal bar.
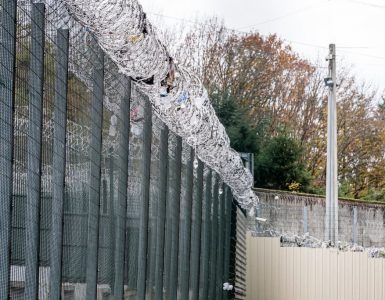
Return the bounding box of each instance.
[148,199,158,298]
[250,153,254,181]
[108,151,114,285]
[303,206,308,234]
[222,187,232,300]
[49,28,70,300]
[112,77,131,299]
[255,205,260,233]
[154,125,169,300]
[220,185,229,300]
[108,152,113,215]
[168,136,182,300]
[178,148,194,299]
[199,169,212,300]
[85,47,104,300]
[24,4,46,299]
[353,206,357,244]
[0,0,17,297]
[326,44,338,243]
[110,77,131,299]
[208,174,219,300]
[216,182,225,299]
[136,97,152,299]
[228,198,237,300]
[189,159,204,299]
[163,147,173,299]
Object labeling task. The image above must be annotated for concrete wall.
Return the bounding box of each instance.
[252,189,385,247]
[246,236,385,300]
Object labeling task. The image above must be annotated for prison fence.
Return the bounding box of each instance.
[0,0,245,299]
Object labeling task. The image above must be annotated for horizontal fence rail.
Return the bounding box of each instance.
[0,0,239,299]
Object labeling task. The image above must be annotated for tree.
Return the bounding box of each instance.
[254,134,311,191]
[211,90,260,154]
[164,17,385,199]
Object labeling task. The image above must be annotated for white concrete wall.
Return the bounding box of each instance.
[253,189,385,247]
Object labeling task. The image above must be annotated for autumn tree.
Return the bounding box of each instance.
[165,17,385,199]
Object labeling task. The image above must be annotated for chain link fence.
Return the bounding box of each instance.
[0,0,245,299]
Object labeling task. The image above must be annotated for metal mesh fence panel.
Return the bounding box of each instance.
[0,1,236,299]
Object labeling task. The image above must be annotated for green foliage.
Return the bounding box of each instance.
[338,180,354,198]
[211,90,311,192]
[211,90,259,153]
[362,188,385,202]
[254,134,311,191]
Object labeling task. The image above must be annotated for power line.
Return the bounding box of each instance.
[148,12,385,64]
[338,49,385,62]
[237,1,326,30]
[347,0,385,9]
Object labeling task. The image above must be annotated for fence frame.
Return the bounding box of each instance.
[0,0,17,297]
[49,28,70,300]
[0,1,238,298]
[24,4,46,299]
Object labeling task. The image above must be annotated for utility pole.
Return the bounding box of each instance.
[324,44,338,244]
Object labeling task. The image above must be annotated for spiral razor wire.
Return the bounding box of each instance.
[49,0,258,207]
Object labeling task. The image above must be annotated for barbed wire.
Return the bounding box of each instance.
[250,227,385,258]
[52,0,258,208]
[248,192,385,253]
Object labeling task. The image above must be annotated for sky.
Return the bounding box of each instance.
[139,0,385,93]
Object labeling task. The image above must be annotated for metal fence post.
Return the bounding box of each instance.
[353,206,358,244]
[208,174,219,300]
[216,182,225,299]
[228,199,238,299]
[163,140,174,299]
[136,97,152,299]
[154,125,169,300]
[199,169,212,300]
[49,28,70,300]
[223,187,233,300]
[189,159,204,299]
[168,136,182,300]
[113,77,131,299]
[0,0,17,297]
[24,4,46,299]
[303,206,308,234]
[178,148,194,299]
[108,151,115,286]
[85,47,104,300]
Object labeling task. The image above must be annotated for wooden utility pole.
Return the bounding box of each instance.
[325,44,338,243]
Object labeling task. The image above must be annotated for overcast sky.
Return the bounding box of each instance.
[140,0,385,93]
